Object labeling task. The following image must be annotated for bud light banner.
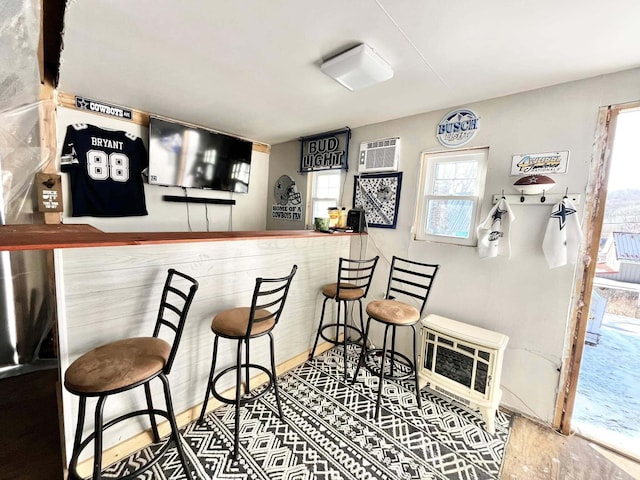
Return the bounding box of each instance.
[436,108,479,148]
[299,127,350,173]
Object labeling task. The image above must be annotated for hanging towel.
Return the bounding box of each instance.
[477,197,515,259]
[542,197,582,269]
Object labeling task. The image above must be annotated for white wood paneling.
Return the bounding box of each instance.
[56,235,350,461]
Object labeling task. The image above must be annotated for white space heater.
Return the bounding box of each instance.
[418,314,509,434]
[358,137,400,173]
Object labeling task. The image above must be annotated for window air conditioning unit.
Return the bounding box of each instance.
[358,137,400,173]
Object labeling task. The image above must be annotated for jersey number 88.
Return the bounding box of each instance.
[86,149,130,182]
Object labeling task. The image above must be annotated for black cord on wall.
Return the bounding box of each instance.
[182,187,192,232]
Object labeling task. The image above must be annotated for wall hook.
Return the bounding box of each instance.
[501,189,505,199]
[541,190,546,203]
[520,190,525,203]
[564,187,568,199]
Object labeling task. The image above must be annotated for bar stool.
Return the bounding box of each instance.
[308,256,379,379]
[352,256,439,419]
[64,269,199,480]
[198,264,297,460]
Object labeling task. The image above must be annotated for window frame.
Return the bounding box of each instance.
[306,170,343,227]
[414,147,488,246]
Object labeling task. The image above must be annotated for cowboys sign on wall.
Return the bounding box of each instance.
[271,174,303,221]
[75,96,133,120]
[436,108,479,147]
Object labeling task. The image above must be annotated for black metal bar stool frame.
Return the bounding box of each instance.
[65,269,199,480]
[308,256,379,379]
[352,256,439,419]
[198,265,297,460]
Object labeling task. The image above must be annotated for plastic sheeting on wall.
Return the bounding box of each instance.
[0,0,46,222]
[0,0,55,377]
[0,101,52,374]
[0,101,55,376]
[0,0,41,111]
[0,101,51,223]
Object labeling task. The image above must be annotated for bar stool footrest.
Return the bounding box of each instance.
[67,409,178,480]
[362,348,416,381]
[319,324,364,346]
[211,363,275,406]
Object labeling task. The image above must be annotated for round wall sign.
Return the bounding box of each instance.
[436,108,480,147]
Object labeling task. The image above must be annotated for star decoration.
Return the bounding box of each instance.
[76,98,89,109]
[492,206,507,223]
[550,201,576,230]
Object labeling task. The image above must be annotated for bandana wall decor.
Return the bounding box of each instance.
[353,172,402,228]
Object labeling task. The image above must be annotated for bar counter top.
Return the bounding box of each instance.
[0,224,360,251]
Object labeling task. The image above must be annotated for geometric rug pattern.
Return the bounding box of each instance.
[102,345,511,479]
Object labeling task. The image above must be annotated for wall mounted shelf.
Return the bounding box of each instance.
[492,193,581,205]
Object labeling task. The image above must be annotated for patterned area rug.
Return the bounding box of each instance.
[103,345,511,479]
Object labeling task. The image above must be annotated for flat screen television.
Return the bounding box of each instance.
[148,116,253,193]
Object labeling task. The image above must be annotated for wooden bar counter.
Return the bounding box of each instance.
[1,224,360,467]
[0,224,352,250]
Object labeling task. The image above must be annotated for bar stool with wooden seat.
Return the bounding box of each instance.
[64,269,199,480]
[198,264,297,460]
[352,256,439,419]
[308,256,379,379]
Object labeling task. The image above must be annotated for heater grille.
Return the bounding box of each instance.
[358,137,400,173]
[435,385,471,406]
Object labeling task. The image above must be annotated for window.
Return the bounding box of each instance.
[414,148,488,246]
[307,170,342,224]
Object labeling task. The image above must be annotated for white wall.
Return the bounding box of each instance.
[55,107,269,232]
[267,67,640,425]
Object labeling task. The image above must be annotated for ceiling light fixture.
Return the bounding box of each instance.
[320,43,393,92]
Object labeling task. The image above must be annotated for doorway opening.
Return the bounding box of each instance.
[571,106,640,461]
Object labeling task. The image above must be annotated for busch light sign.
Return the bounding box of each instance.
[436,108,479,147]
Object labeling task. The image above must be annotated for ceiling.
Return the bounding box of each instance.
[57,0,640,146]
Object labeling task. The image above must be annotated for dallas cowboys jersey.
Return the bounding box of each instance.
[61,124,148,217]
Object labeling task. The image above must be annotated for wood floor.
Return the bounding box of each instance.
[502,415,640,479]
[1,367,639,480]
[0,368,64,480]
